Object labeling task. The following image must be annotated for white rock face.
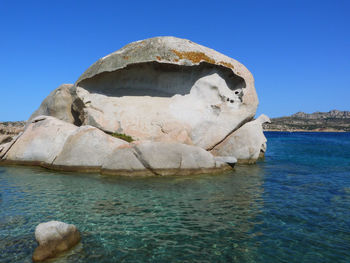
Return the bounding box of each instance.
[5,116,77,164]
[102,147,146,174]
[71,37,259,150]
[33,221,80,262]
[77,73,251,149]
[101,141,230,176]
[52,125,128,168]
[211,114,271,163]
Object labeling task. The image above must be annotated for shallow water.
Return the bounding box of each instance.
[0,132,350,262]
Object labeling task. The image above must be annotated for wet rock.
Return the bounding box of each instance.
[32,221,80,262]
[214,156,237,167]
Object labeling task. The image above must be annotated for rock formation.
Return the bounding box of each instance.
[32,221,80,262]
[0,36,270,175]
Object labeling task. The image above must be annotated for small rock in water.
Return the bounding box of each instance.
[32,221,80,262]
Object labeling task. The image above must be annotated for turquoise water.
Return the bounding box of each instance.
[1,132,350,262]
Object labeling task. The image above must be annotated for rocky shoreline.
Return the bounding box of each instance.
[263,110,350,132]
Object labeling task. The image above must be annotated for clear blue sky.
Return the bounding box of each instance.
[0,0,349,121]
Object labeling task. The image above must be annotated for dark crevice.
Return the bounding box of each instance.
[207,115,254,151]
[71,97,85,126]
[132,147,158,176]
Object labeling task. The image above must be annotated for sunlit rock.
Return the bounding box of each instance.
[52,125,129,170]
[5,116,77,164]
[29,84,76,124]
[211,114,271,163]
[101,141,230,176]
[32,221,80,262]
[73,36,258,149]
[2,36,268,174]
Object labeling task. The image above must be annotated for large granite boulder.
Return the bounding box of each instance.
[73,36,258,149]
[1,36,268,175]
[32,221,80,262]
[211,115,271,163]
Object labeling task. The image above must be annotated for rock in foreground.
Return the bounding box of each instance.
[32,221,80,262]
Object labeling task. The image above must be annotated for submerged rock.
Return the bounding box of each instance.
[32,221,80,262]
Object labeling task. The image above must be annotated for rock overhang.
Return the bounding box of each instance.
[74,36,258,107]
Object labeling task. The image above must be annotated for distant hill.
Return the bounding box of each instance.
[263,110,350,132]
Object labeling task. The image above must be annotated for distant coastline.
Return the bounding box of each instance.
[263,110,350,132]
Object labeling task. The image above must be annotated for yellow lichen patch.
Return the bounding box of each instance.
[156,56,162,61]
[219,61,235,69]
[174,58,179,62]
[171,50,216,64]
[123,56,129,60]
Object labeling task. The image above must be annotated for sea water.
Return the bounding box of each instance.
[0,132,349,262]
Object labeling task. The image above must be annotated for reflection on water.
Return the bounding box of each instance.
[1,132,350,262]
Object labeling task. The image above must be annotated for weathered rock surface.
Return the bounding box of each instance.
[2,116,231,175]
[5,116,77,164]
[73,36,258,149]
[52,125,128,170]
[29,84,76,124]
[211,115,271,163]
[32,221,80,262]
[101,147,147,175]
[102,141,231,176]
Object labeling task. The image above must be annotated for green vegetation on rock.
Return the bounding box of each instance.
[110,132,134,142]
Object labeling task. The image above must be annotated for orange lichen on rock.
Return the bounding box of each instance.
[123,56,129,60]
[171,50,216,64]
[219,61,235,69]
[156,56,162,61]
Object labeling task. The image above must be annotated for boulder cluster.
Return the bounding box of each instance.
[0,37,270,175]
